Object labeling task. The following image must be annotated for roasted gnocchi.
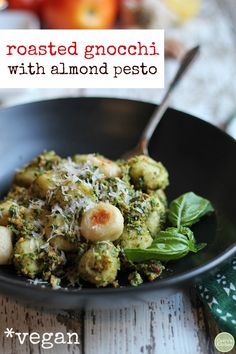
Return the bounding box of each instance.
[0,151,169,288]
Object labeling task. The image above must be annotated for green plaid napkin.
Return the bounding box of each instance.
[196,256,236,338]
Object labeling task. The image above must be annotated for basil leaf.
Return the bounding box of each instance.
[176,226,207,252]
[151,228,190,246]
[124,247,189,263]
[151,227,206,254]
[168,192,214,228]
[124,226,207,263]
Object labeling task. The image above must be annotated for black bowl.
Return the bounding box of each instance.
[0,97,235,309]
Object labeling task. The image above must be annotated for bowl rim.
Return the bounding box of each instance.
[0,96,236,297]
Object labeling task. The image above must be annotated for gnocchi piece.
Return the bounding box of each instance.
[74,154,121,178]
[48,236,76,252]
[31,172,55,199]
[0,199,14,226]
[14,166,41,188]
[0,200,34,236]
[42,245,66,276]
[146,196,166,236]
[146,208,165,236]
[128,155,169,191]
[147,189,168,207]
[13,237,43,278]
[90,155,121,178]
[14,151,61,188]
[72,154,90,164]
[78,241,120,287]
[53,179,96,207]
[119,223,153,249]
[36,150,61,167]
[45,214,77,251]
[80,202,124,241]
[45,213,69,238]
[0,226,13,264]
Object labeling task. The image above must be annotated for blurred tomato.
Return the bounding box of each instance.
[8,0,45,14]
[41,0,118,29]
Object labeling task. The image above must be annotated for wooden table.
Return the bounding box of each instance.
[0,1,236,353]
[0,289,226,354]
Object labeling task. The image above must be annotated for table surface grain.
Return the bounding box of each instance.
[0,290,228,354]
[0,1,236,353]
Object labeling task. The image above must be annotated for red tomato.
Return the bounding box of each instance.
[41,0,119,29]
[8,0,45,14]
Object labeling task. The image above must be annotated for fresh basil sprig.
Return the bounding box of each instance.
[124,192,213,264]
[124,227,206,263]
[168,192,214,229]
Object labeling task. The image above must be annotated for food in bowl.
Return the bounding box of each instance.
[0,151,213,288]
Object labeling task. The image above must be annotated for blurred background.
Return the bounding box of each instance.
[0,0,236,137]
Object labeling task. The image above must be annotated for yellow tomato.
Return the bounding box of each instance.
[165,0,201,22]
[0,0,6,8]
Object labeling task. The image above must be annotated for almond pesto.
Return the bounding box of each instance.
[0,151,213,288]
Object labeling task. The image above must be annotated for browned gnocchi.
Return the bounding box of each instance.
[0,151,169,288]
